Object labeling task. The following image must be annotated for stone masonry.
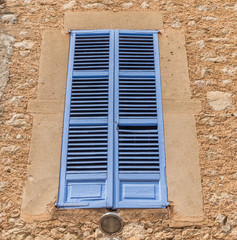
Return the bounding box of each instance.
[0,0,236,239]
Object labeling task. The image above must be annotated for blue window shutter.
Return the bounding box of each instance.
[57,29,167,209]
[114,30,168,208]
[57,30,114,208]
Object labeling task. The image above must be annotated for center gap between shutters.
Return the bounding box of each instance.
[57,30,168,209]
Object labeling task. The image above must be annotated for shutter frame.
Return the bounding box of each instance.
[153,33,168,207]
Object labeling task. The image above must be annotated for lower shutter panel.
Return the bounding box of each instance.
[119,126,160,172]
[115,30,167,208]
[65,125,108,207]
[118,126,161,208]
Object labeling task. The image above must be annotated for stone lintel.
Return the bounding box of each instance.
[64,11,163,30]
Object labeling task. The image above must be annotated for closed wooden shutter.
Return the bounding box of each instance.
[57,30,168,209]
[114,30,168,208]
[57,30,114,208]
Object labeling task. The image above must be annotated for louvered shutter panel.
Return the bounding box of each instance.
[114,30,168,208]
[57,30,114,208]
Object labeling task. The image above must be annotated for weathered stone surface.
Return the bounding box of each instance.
[39,0,56,5]
[207,91,233,111]
[1,14,17,24]
[194,80,212,86]
[63,233,77,240]
[9,96,23,106]
[188,20,195,26]
[227,212,237,227]
[222,79,232,84]
[6,113,30,128]
[209,192,233,205]
[19,50,30,57]
[172,21,181,28]
[0,145,19,154]
[0,181,7,192]
[122,2,133,9]
[141,1,149,9]
[14,40,35,49]
[215,214,226,224]
[205,56,226,63]
[209,37,229,42]
[206,149,221,160]
[122,223,145,239]
[202,16,217,21]
[94,228,104,239]
[222,66,237,76]
[62,0,76,10]
[35,236,54,240]
[155,231,175,239]
[0,33,14,99]
[221,224,231,233]
[196,40,205,49]
[197,6,207,11]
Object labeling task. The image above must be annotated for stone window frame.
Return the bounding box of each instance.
[21,11,204,223]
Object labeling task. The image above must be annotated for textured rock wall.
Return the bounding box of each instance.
[0,0,236,239]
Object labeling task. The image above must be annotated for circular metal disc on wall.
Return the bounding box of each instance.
[99,212,123,236]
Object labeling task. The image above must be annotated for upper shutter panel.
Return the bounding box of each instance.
[74,33,110,71]
[70,76,109,118]
[119,33,157,119]
[119,34,155,71]
[115,30,168,208]
[58,30,114,208]
[119,76,157,118]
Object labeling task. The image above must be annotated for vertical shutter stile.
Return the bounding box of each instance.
[58,30,114,208]
[114,30,168,208]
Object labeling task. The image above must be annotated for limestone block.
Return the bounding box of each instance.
[1,14,17,24]
[14,40,35,49]
[62,1,77,10]
[207,91,233,111]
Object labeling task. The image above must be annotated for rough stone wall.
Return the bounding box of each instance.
[0,0,236,239]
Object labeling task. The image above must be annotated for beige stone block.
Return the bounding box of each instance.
[27,100,65,114]
[64,11,163,30]
[7,28,35,38]
[37,30,69,100]
[159,29,192,100]
[164,113,203,218]
[163,100,201,114]
[21,114,63,222]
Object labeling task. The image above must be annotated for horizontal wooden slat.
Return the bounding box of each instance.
[118,126,160,173]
